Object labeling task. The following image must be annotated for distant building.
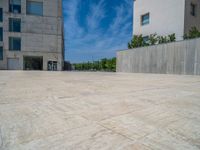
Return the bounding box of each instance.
[0,0,64,71]
[133,0,200,41]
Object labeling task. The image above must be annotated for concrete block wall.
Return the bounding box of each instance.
[117,38,200,75]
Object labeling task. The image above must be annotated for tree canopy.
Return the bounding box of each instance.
[73,57,116,72]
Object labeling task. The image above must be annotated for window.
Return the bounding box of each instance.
[0,47,3,60]
[141,13,150,26]
[0,28,3,41]
[9,37,21,51]
[143,36,149,43]
[0,8,2,22]
[9,18,21,32]
[27,1,43,16]
[9,0,21,14]
[191,3,196,16]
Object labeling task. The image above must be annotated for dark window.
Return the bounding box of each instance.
[24,56,43,70]
[191,3,196,16]
[9,18,21,32]
[9,37,21,51]
[141,13,150,26]
[143,36,149,43]
[0,47,3,60]
[27,1,43,16]
[0,8,3,22]
[0,28,3,41]
[9,0,21,14]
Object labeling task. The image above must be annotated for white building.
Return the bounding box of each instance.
[133,0,200,41]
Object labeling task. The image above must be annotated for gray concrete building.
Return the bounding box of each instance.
[133,0,200,41]
[0,0,64,71]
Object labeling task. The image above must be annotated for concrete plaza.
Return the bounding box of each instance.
[0,71,200,150]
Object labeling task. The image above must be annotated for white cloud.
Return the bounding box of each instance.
[63,0,133,62]
[63,0,84,39]
[87,0,106,30]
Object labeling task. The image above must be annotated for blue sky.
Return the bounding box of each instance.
[63,0,133,63]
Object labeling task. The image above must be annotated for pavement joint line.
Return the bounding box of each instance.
[98,110,138,122]
[80,114,135,141]
[18,123,94,145]
[97,123,135,142]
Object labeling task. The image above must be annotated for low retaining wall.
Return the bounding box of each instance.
[117,38,200,75]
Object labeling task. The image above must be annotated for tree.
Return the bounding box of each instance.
[168,33,176,42]
[73,57,116,72]
[149,34,158,45]
[158,36,168,44]
[128,35,145,49]
[184,27,200,39]
[128,33,176,49]
[101,58,107,70]
[111,57,116,71]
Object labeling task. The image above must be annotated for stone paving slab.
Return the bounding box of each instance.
[0,71,200,150]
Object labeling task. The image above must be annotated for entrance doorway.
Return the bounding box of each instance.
[48,61,57,71]
[23,56,43,70]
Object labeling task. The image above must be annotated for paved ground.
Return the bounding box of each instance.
[0,71,200,150]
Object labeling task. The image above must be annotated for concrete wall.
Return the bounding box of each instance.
[0,0,64,71]
[117,38,200,75]
[133,0,185,40]
[184,0,200,34]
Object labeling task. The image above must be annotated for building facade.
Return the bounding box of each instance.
[133,0,200,41]
[0,0,64,71]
